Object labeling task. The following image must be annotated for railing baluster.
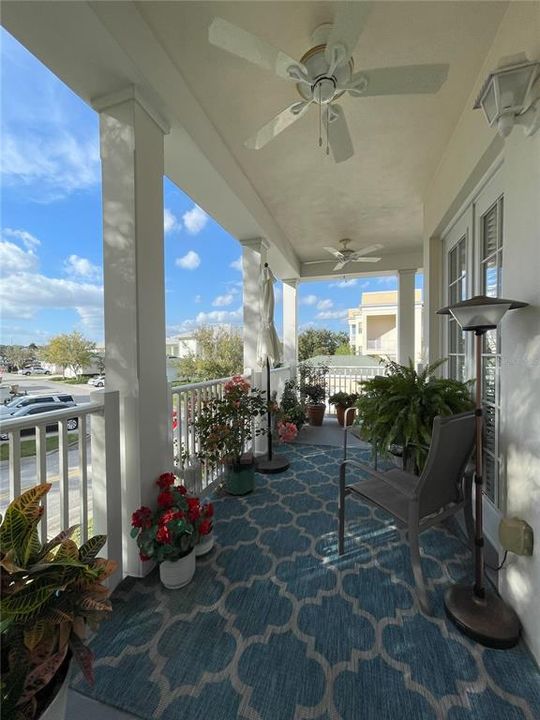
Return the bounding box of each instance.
[8,430,21,500]
[78,414,88,543]
[58,419,69,529]
[35,425,48,541]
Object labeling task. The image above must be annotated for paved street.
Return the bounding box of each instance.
[0,375,96,534]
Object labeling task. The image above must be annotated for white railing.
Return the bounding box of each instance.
[0,390,122,583]
[366,339,395,351]
[325,365,382,414]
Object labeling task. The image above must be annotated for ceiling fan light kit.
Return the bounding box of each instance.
[208,6,449,163]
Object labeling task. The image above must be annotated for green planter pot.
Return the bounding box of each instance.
[225,462,255,495]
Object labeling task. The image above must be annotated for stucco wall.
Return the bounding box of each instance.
[422,2,540,660]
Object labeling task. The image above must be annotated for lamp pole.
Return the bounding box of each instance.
[437,295,528,648]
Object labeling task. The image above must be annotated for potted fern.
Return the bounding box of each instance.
[1,484,117,720]
[355,359,473,473]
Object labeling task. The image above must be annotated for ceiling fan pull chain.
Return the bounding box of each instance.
[326,107,330,156]
[318,86,322,147]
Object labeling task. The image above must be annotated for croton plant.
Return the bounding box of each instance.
[131,472,214,563]
[0,484,117,720]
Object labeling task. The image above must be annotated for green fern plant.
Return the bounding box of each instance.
[1,484,117,719]
[355,359,473,473]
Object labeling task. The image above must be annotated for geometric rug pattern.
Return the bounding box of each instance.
[73,444,540,719]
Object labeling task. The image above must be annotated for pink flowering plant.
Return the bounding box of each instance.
[277,421,298,443]
[131,472,200,563]
[195,375,267,471]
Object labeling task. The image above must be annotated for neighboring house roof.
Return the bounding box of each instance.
[306,354,385,368]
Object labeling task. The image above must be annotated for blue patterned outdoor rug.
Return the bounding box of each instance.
[73,444,540,719]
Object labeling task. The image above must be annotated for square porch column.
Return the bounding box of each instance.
[241,238,268,374]
[94,87,172,577]
[397,269,417,366]
[282,279,299,373]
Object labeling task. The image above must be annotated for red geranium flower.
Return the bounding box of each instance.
[157,490,174,508]
[139,552,151,561]
[199,518,212,536]
[176,485,187,496]
[131,506,153,528]
[157,472,176,489]
[156,525,172,544]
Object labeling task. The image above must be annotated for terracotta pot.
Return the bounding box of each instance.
[196,531,214,556]
[225,462,255,495]
[307,403,326,426]
[159,548,196,589]
[336,405,356,427]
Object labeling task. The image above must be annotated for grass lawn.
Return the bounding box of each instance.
[0,433,79,461]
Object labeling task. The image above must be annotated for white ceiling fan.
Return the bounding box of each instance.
[208,3,449,163]
[304,240,383,271]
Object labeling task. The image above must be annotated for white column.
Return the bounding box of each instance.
[241,238,268,374]
[397,269,416,366]
[282,279,298,373]
[95,87,172,578]
[423,236,443,365]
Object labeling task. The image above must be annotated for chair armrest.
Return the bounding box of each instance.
[340,459,417,499]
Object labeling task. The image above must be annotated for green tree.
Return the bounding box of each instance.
[335,342,354,356]
[176,326,243,381]
[4,345,34,370]
[298,329,350,361]
[42,332,96,377]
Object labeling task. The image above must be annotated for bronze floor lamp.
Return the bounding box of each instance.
[437,295,528,648]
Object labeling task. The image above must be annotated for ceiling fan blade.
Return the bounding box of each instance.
[323,246,344,259]
[325,2,372,67]
[245,101,312,150]
[326,105,354,163]
[209,18,310,83]
[347,64,449,97]
[333,260,349,271]
[352,256,381,263]
[350,243,384,258]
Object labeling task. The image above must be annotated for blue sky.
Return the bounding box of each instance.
[1,28,421,346]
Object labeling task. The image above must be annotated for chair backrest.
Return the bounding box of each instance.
[416,411,476,519]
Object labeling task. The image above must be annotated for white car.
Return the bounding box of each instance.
[18,366,51,376]
[87,375,105,387]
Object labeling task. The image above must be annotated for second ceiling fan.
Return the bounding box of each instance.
[208,3,449,163]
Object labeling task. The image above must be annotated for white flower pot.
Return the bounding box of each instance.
[40,662,71,720]
[159,549,196,589]
[196,531,214,557]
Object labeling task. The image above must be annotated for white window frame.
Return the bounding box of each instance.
[441,167,506,513]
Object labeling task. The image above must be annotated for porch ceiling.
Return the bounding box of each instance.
[136,1,507,263]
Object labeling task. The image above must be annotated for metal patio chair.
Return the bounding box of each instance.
[338,410,475,613]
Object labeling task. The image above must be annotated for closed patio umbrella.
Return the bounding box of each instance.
[256,263,289,473]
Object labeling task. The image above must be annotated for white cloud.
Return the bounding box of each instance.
[164,208,180,234]
[194,294,202,304]
[315,309,349,320]
[230,256,243,272]
[1,131,100,201]
[64,254,101,280]
[212,293,234,307]
[2,228,40,250]
[182,205,208,235]
[0,240,39,274]
[330,278,358,288]
[301,294,318,306]
[317,298,333,310]
[176,250,201,270]
[195,308,242,324]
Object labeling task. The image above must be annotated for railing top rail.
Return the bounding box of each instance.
[169,372,250,394]
[325,365,383,371]
[0,400,103,433]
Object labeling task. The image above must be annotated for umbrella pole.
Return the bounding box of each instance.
[267,356,273,461]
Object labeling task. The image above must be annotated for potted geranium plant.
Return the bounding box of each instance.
[195,375,267,495]
[131,473,197,589]
[279,379,305,432]
[191,497,215,556]
[1,484,116,720]
[329,391,359,427]
[299,362,329,426]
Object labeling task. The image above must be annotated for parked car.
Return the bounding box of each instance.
[2,393,75,411]
[17,365,51,376]
[87,375,105,387]
[0,398,78,440]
